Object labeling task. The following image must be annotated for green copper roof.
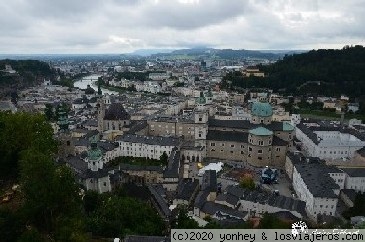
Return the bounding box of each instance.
[87,148,103,161]
[57,107,69,131]
[89,134,99,143]
[249,126,273,136]
[251,102,273,117]
[283,122,294,131]
[196,92,206,104]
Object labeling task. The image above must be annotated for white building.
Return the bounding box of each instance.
[215,185,306,219]
[116,134,181,160]
[348,103,360,113]
[296,121,365,160]
[286,153,343,221]
[149,72,170,81]
[341,168,365,193]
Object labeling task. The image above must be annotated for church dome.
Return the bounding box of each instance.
[87,141,103,161]
[251,102,273,117]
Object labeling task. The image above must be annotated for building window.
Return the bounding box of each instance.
[249,147,252,151]
[241,145,244,148]
[241,151,244,154]
[199,118,202,122]
[258,150,263,154]
[231,144,235,148]
[230,151,233,154]
[103,182,107,186]
[211,149,215,152]
[258,157,262,160]
[211,143,215,146]
[276,148,280,152]
[221,143,225,147]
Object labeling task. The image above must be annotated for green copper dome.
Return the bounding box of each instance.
[251,102,273,117]
[87,148,103,161]
[249,126,273,136]
[88,135,102,161]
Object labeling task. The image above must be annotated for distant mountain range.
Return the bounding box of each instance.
[127,48,308,60]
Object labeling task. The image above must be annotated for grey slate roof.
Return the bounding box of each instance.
[341,168,365,177]
[202,170,217,192]
[208,118,289,132]
[201,201,247,219]
[194,190,210,208]
[297,121,365,144]
[215,193,239,206]
[271,211,301,221]
[73,138,89,147]
[97,141,118,151]
[82,119,98,127]
[66,156,88,173]
[127,120,148,134]
[176,179,199,201]
[272,135,288,146]
[82,168,110,179]
[117,163,164,172]
[357,147,365,157]
[116,134,181,147]
[292,156,341,198]
[206,130,248,143]
[104,102,130,120]
[163,149,180,178]
[225,185,306,216]
[208,118,253,130]
[341,189,357,202]
[148,184,171,218]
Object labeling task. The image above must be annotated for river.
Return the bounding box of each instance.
[73,75,118,95]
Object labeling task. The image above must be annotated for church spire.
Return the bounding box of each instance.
[57,104,69,132]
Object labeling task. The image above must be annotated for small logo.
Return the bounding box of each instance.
[291,221,308,236]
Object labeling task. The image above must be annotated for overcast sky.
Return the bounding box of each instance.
[1,0,364,54]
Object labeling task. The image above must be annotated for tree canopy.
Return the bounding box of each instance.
[222,45,365,98]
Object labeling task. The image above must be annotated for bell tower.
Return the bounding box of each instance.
[57,104,75,160]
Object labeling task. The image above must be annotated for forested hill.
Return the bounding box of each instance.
[224,45,365,97]
[0,59,56,93]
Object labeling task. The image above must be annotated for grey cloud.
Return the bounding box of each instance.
[0,0,364,53]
